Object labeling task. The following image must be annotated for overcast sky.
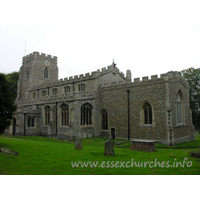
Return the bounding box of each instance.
[1,1,200,80]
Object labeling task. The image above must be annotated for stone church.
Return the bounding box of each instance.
[6,51,196,145]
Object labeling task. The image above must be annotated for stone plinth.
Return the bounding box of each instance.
[130,139,156,152]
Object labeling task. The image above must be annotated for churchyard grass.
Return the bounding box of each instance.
[0,135,199,175]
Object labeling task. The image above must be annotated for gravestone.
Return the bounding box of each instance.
[74,136,82,150]
[0,148,19,156]
[104,138,115,156]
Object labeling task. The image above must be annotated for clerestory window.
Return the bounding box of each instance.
[78,83,85,92]
[52,88,58,96]
[42,90,46,96]
[64,86,71,94]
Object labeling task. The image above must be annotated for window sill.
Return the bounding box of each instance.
[81,125,93,128]
[142,124,153,127]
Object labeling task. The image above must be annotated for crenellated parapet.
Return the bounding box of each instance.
[22,51,57,63]
[98,73,178,89]
[28,63,126,91]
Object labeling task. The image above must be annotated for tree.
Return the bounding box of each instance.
[0,73,17,133]
[181,67,200,131]
[5,71,19,100]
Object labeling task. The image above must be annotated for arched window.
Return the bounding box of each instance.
[44,106,51,125]
[143,102,152,124]
[81,103,93,125]
[101,110,108,130]
[44,67,48,78]
[61,104,69,126]
[26,68,29,78]
[78,83,85,91]
[176,92,183,124]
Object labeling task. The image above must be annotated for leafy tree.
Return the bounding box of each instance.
[0,73,17,133]
[181,67,200,131]
[5,71,19,99]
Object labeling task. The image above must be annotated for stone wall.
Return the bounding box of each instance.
[6,52,195,145]
[99,77,168,142]
[168,73,196,144]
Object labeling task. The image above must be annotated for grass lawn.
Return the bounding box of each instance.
[0,135,200,175]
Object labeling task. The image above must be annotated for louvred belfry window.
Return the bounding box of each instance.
[44,67,48,78]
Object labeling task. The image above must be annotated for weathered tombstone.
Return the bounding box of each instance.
[104,138,115,156]
[74,136,82,150]
[0,148,19,156]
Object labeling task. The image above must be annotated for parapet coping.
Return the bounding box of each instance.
[98,72,188,89]
[23,51,57,60]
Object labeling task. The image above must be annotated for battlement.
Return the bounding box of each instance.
[23,51,57,63]
[58,64,125,83]
[99,73,172,89]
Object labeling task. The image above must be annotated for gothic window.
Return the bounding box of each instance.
[64,86,71,94]
[78,83,85,92]
[52,88,58,96]
[143,102,152,125]
[176,92,183,124]
[44,106,51,125]
[101,110,108,130]
[42,90,46,96]
[26,68,29,78]
[27,117,34,127]
[61,104,69,126]
[44,67,48,78]
[81,103,93,125]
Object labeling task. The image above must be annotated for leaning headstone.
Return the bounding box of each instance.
[74,136,82,150]
[104,138,115,156]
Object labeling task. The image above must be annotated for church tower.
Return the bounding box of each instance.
[17,52,58,100]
